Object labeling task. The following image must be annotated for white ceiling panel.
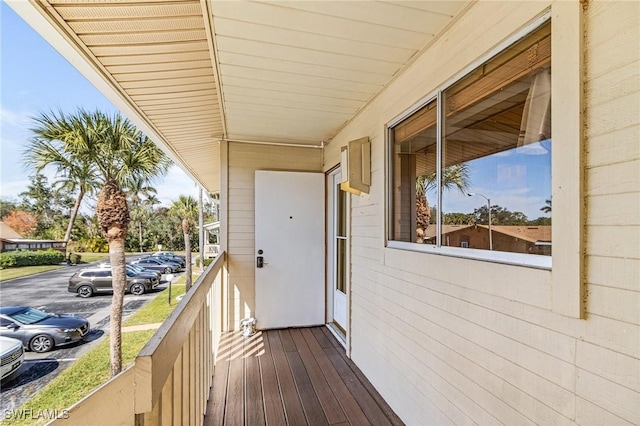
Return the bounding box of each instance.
[217,52,391,86]
[212,18,415,63]
[10,0,469,193]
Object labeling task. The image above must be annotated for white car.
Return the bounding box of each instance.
[0,336,25,380]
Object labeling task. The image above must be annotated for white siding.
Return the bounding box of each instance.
[226,142,322,328]
[324,1,640,424]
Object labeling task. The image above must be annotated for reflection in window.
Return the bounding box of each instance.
[390,22,552,257]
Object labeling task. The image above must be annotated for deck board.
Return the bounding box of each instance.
[204,327,404,425]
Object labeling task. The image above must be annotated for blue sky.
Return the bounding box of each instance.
[0,2,200,210]
[428,145,552,220]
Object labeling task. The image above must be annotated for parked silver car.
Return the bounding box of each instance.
[131,257,180,274]
[68,266,160,298]
[0,306,90,353]
[0,336,25,380]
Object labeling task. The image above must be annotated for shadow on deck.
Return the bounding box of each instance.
[205,327,404,426]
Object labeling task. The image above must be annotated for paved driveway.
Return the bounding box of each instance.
[0,257,179,411]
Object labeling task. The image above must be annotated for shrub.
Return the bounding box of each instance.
[0,249,65,268]
[0,253,16,268]
[195,257,215,267]
[69,253,82,264]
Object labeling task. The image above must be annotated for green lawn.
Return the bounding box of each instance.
[0,252,109,282]
[0,265,63,282]
[2,329,156,426]
[74,252,109,263]
[2,275,195,425]
[124,282,187,326]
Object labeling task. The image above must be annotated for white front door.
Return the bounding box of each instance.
[255,171,325,329]
[327,169,347,330]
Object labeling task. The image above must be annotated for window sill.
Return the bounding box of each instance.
[386,241,552,270]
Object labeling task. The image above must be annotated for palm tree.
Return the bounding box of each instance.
[125,177,159,252]
[25,113,100,243]
[540,198,552,214]
[27,109,171,376]
[415,163,470,242]
[169,195,198,291]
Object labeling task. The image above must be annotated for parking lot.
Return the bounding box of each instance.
[0,257,180,411]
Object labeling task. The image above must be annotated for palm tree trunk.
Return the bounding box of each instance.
[108,237,127,377]
[64,189,84,242]
[138,221,143,253]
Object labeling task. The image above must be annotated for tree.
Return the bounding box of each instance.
[28,109,171,377]
[170,195,198,291]
[473,205,529,226]
[540,198,552,214]
[124,177,158,253]
[18,173,73,239]
[2,210,38,237]
[19,174,55,230]
[0,199,19,219]
[25,117,101,243]
[415,163,470,242]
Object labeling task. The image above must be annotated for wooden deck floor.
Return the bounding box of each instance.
[204,327,404,426]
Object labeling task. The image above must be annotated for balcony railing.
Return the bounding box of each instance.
[52,252,226,425]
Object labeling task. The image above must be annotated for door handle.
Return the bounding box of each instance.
[257,256,264,268]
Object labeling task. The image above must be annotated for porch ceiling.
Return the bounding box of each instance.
[9,0,469,194]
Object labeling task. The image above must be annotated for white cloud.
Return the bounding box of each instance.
[0,107,30,129]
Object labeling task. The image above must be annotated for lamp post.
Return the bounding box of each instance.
[468,192,492,250]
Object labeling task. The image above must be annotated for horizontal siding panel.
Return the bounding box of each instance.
[586,226,640,258]
[384,280,576,392]
[229,240,254,250]
[575,397,637,426]
[587,193,640,226]
[227,247,254,256]
[585,60,640,106]
[383,248,550,308]
[577,341,639,393]
[586,1,639,78]
[351,245,383,262]
[351,314,454,426]
[351,235,380,250]
[352,273,575,420]
[587,160,640,195]
[576,369,640,424]
[586,126,640,167]
[586,285,640,324]
[228,225,255,235]
[586,92,640,139]
[384,302,571,425]
[351,293,471,425]
[587,256,639,291]
[351,225,382,239]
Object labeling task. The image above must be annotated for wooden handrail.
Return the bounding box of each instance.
[134,252,226,414]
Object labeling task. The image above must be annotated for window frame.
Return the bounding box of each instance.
[386,13,553,271]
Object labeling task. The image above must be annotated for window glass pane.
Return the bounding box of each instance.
[336,183,346,238]
[441,22,551,255]
[390,99,438,244]
[336,238,346,293]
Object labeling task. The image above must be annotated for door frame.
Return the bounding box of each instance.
[326,166,351,354]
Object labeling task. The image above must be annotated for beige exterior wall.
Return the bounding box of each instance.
[226,142,323,328]
[324,1,639,425]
